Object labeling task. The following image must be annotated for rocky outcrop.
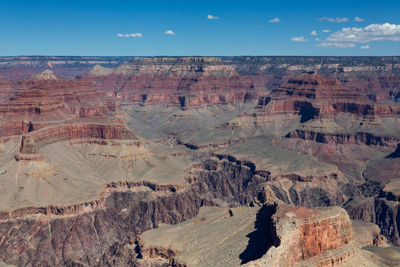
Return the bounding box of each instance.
[25,123,136,145]
[136,204,355,267]
[0,78,110,119]
[83,73,259,107]
[0,157,267,266]
[344,192,400,245]
[0,121,36,136]
[271,72,358,101]
[1,56,400,80]
[249,204,354,267]
[32,69,58,80]
[79,57,267,108]
[87,64,114,76]
[136,245,185,267]
[249,72,400,128]
[285,129,400,146]
[111,57,238,77]
[0,56,399,266]
[0,74,123,146]
[17,123,137,157]
[373,198,400,245]
[74,58,400,112]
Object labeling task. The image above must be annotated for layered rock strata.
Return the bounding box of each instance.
[136,204,357,267]
[0,57,399,266]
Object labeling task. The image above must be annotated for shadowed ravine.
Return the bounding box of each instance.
[239,204,280,264]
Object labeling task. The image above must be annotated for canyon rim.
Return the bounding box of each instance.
[1,0,400,266]
[0,56,399,266]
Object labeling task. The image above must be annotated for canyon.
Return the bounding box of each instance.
[0,56,399,266]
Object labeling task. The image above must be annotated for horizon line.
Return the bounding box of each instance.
[1,55,400,58]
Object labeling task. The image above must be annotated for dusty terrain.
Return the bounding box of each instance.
[0,56,399,266]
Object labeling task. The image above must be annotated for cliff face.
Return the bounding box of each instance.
[0,56,399,266]
[246,205,354,267]
[0,154,374,266]
[0,71,131,162]
[82,72,259,107]
[2,56,400,79]
[76,57,400,109]
[0,74,120,137]
[135,204,356,267]
[285,130,400,146]
[17,123,137,160]
[257,72,399,118]
[0,157,267,266]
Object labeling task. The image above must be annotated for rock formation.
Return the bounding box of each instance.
[255,205,354,267]
[0,56,398,266]
[136,204,392,267]
[32,69,58,80]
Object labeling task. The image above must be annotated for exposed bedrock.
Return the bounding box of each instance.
[346,196,400,246]
[285,129,400,146]
[255,72,400,121]
[248,205,354,267]
[18,123,137,156]
[2,56,400,80]
[84,74,261,107]
[0,78,103,115]
[0,157,267,266]
[0,121,35,137]
[136,204,355,267]
[342,179,400,246]
[270,72,357,101]
[0,151,392,265]
[0,75,122,141]
[373,198,400,245]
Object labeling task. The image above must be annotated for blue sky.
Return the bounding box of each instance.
[0,0,399,56]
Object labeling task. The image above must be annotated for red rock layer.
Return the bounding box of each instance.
[272,205,354,266]
[80,74,262,107]
[18,123,137,154]
[272,73,359,100]
[257,72,400,117]
[0,75,122,138]
[0,79,111,115]
[297,209,352,259]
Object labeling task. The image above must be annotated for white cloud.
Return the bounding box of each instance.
[319,23,400,48]
[310,30,318,36]
[318,17,348,23]
[354,16,364,22]
[327,23,400,42]
[269,18,280,23]
[165,30,176,35]
[130,33,143,38]
[207,14,219,20]
[315,37,321,41]
[318,42,356,48]
[322,29,331,33]
[361,45,370,49]
[291,36,309,42]
[117,33,143,38]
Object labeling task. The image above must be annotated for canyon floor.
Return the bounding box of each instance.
[0,56,399,266]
